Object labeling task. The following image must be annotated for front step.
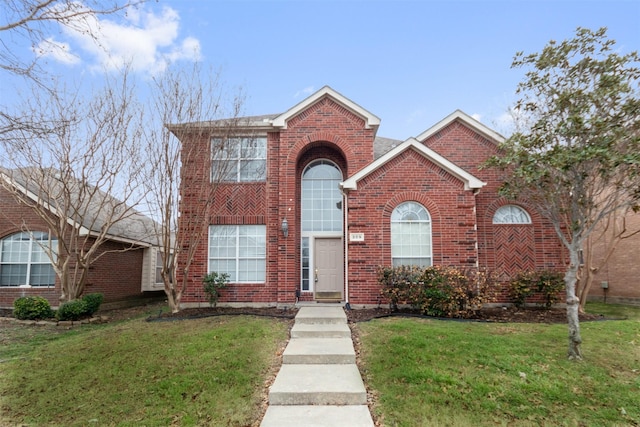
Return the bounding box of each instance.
[295,306,347,325]
[269,364,367,405]
[290,322,351,338]
[283,338,355,364]
[261,405,374,427]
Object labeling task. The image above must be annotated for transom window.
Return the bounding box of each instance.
[391,202,432,267]
[208,225,266,283]
[0,232,57,287]
[493,205,532,224]
[211,137,267,182]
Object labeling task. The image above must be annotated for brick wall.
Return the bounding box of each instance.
[588,211,640,305]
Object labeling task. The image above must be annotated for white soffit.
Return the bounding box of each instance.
[415,110,505,144]
[341,138,486,191]
[271,86,381,130]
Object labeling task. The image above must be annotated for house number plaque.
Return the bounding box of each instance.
[349,233,365,242]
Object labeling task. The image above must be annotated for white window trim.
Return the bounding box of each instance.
[208,225,266,284]
[0,231,57,287]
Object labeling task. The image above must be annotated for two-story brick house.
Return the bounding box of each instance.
[175,86,565,308]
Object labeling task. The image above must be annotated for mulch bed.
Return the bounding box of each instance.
[1,302,607,324]
[145,304,606,324]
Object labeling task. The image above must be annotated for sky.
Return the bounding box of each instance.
[2,0,639,140]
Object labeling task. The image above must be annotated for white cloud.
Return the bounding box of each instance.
[471,113,482,122]
[33,38,80,65]
[47,3,200,75]
[294,86,314,98]
[405,108,425,124]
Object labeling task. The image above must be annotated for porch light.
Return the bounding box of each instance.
[281,218,289,238]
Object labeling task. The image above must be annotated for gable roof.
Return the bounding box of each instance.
[0,167,159,247]
[341,137,486,191]
[415,109,505,144]
[271,86,381,130]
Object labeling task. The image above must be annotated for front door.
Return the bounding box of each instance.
[314,238,343,300]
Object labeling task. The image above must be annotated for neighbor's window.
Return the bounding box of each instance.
[492,205,532,224]
[0,232,57,287]
[391,202,432,267]
[208,225,266,283]
[211,137,267,182]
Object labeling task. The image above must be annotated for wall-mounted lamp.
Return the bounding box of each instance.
[281,218,289,238]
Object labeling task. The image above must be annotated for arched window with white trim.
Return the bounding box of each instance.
[391,201,432,267]
[492,205,532,224]
[0,232,57,287]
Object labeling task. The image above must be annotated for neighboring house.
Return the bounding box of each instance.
[588,209,640,306]
[0,168,164,309]
[174,86,566,308]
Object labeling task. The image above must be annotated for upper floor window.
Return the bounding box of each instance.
[211,137,267,182]
[0,232,57,287]
[493,205,532,224]
[391,202,432,267]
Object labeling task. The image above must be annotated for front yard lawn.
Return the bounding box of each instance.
[356,303,640,427]
[0,314,290,426]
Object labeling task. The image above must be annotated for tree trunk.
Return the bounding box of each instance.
[565,249,583,360]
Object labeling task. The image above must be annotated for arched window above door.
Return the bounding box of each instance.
[301,160,343,232]
[493,205,532,224]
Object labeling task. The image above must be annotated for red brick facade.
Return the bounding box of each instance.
[0,185,149,309]
[176,87,567,307]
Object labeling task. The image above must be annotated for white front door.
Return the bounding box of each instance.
[314,238,343,300]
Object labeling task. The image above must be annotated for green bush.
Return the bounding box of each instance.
[56,299,88,321]
[508,270,564,308]
[13,296,53,320]
[378,265,497,317]
[82,293,104,316]
[203,272,229,307]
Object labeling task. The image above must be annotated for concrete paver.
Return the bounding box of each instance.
[261,405,374,427]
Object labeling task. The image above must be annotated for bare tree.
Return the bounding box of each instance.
[141,63,246,313]
[1,0,142,85]
[0,72,149,302]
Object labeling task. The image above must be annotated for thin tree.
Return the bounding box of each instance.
[141,63,246,313]
[487,27,640,360]
[0,72,149,302]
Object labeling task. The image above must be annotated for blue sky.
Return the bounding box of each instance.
[3,0,639,139]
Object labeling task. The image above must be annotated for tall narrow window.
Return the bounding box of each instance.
[391,202,432,267]
[301,160,343,232]
[0,232,57,287]
[209,225,266,283]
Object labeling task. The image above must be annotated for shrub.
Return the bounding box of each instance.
[82,293,104,316]
[13,296,53,320]
[378,265,497,317]
[203,272,229,307]
[508,270,564,308]
[56,299,88,321]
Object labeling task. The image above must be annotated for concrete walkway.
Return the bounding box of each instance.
[260,306,375,427]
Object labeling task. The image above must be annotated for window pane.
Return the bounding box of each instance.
[0,264,27,286]
[493,205,532,224]
[301,160,343,232]
[239,159,266,181]
[29,264,56,286]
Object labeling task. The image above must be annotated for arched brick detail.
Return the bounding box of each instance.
[289,133,352,168]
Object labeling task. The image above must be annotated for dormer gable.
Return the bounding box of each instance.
[271,86,381,130]
[415,110,505,144]
[341,137,486,191]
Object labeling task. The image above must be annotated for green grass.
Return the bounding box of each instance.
[0,315,290,426]
[358,303,640,427]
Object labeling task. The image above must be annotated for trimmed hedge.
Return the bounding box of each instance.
[13,296,53,320]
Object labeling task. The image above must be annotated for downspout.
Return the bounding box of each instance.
[341,186,350,307]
